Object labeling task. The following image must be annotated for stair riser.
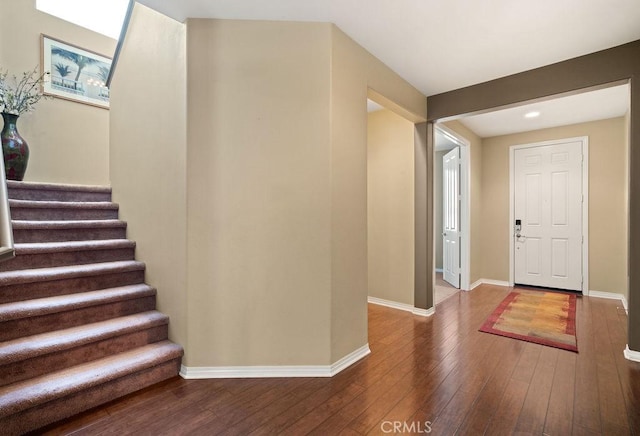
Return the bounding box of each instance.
[9,208,119,221]
[0,182,184,433]
[0,248,135,272]
[0,270,146,304]
[8,188,111,202]
[0,324,168,387]
[1,358,181,436]
[0,296,156,341]
[13,227,127,243]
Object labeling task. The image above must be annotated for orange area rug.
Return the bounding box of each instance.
[479,289,578,352]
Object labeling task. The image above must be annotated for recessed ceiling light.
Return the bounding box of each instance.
[524,111,541,119]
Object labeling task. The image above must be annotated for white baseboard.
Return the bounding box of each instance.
[470,279,510,290]
[180,344,371,379]
[624,345,640,363]
[588,290,628,313]
[367,296,414,313]
[367,296,435,317]
[482,279,511,287]
[331,344,371,375]
[435,268,443,273]
[412,306,436,317]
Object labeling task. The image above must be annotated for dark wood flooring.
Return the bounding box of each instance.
[38,285,640,435]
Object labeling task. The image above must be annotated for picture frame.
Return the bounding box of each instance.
[41,34,112,109]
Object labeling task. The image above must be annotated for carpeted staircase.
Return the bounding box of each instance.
[0,181,183,435]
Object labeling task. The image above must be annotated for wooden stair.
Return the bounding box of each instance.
[0,181,183,435]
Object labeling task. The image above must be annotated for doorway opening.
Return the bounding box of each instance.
[434,124,470,303]
[366,97,418,312]
[432,83,628,304]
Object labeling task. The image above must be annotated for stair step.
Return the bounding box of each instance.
[0,239,136,272]
[9,199,119,221]
[0,260,146,304]
[7,180,112,202]
[0,284,156,341]
[0,341,183,435]
[0,311,169,387]
[12,219,127,243]
[0,180,182,433]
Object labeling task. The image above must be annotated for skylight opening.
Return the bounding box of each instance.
[36,0,130,40]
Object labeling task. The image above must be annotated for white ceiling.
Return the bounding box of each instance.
[137,0,639,135]
[460,84,630,138]
[434,129,459,152]
[367,100,385,113]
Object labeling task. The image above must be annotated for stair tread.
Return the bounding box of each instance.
[0,311,168,365]
[0,260,145,285]
[0,341,183,418]
[7,180,111,193]
[14,239,135,253]
[9,199,118,209]
[0,284,155,321]
[12,219,127,229]
[2,181,182,432]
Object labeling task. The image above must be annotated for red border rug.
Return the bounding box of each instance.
[479,289,578,352]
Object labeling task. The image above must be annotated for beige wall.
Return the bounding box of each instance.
[367,109,415,306]
[187,19,333,366]
[184,20,425,367]
[480,117,628,296]
[0,0,114,184]
[329,28,368,361]
[443,120,483,284]
[112,13,425,368]
[110,4,188,354]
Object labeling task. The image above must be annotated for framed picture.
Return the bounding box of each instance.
[41,34,111,109]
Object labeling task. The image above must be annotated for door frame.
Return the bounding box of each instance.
[434,124,470,291]
[508,136,589,294]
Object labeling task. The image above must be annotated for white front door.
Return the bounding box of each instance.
[443,147,460,288]
[514,140,583,291]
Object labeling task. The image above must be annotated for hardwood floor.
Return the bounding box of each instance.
[37,285,640,435]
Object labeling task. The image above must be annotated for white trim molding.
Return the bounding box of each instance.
[180,344,371,379]
[588,290,628,313]
[412,306,436,317]
[481,279,511,287]
[367,296,435,317]
[330,344,372,375]
[368,296,414,313]
[624,345,640,363]
[470,279,511,290]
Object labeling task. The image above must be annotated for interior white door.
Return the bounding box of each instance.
[514,140,583,291]
[443,147,460,288]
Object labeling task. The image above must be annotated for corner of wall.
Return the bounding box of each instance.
[109,2,189,356]
[329,22,427,362]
